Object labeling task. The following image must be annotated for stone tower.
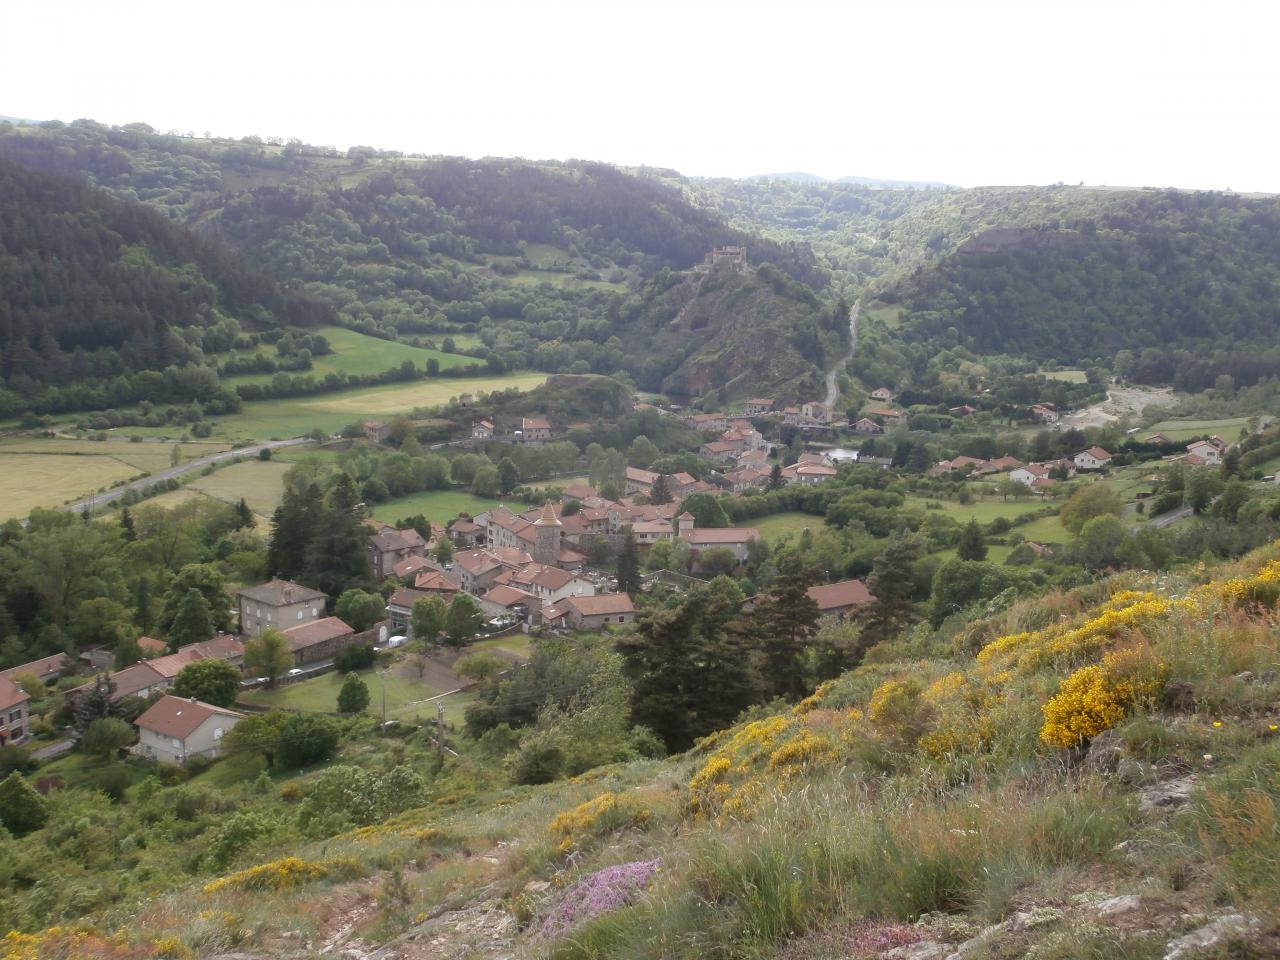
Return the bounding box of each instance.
[533,502,562,566]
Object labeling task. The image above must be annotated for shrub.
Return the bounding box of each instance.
[1041,643,1167,747]
[514,744,565,785]
[334,644,376,673]
[276,714,340,769]
[548,791,651,853]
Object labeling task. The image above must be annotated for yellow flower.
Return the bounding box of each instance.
[1213,721,1223,728]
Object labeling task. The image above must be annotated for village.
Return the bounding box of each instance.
[0,374,1258,772]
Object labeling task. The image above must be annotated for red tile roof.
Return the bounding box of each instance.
[807,580,874,612]
[0,675,30,713]
[281,617,354,653]
[567,594,635,616]
[135,695,242,740]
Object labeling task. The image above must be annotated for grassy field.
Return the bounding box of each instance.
[372,489,530,525]
[472,633,533,659]
[735,511,824,543]
[184,459,295,518]
[905,495,1051,525]
[111,372,549,441]
[243,669,444,716]
[1010,512,1070,545]
[0,437,238,519]
[1036,368,1087,383]
[221,326,477,387]
[1147,417,1251,443]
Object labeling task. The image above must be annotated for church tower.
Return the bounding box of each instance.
[533,502,562,566]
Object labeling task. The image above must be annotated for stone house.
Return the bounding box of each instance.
[520,416,552,443]
[237,579,327,638]
[368,526,429,580]
[280,617,357,665]
[0,675,31,746]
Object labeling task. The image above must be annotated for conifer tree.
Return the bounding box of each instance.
[616,526,640,595]
[648,474,673,504]
[73,675,117,731]
[304,475,370,598]
[0,771,48,836]
[119,507,136,542]
[751,555,820,700]
[860,532,923,653]
[956,519,988,561]
[233,498,256,530]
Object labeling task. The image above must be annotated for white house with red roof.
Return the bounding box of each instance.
[1073,446,1113,471]
[133,695,243,766]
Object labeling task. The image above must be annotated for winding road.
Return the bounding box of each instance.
[824,299,860,409]
[60,436,311,515]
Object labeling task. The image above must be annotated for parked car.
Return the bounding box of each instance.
[387,635,408,649]
[287,668,304,677]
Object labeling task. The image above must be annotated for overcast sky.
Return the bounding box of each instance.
[5,0,1278,191]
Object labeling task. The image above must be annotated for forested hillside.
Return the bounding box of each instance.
[880,189,1280,391]
[0,121,836,402]
[0,159,332,418]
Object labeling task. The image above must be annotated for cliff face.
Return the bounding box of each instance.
[629,267,829,402]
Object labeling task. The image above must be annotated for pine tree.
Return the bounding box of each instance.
[616,526,640,595]
[168,588,215,648]
[860,532,923,653]
[304,476,370,598]
[752,555,820,700]
[768,463,784,490]
[337,672,370,714]
[119,507,136,542]
[73,675,117,731]
[497,457,520,495]
[649,474,673,504]
[956,519,988,561]
[233,498,256,530]
[268,484,322,579]
[0,771,48,836]
[133,575,152,632]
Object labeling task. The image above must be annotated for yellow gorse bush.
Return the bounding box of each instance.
[202,855,360,894]
[548,791,651,853]
[977,590,1181,675]
[1040,643,1168,747]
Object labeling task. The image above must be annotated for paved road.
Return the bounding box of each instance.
[1149,504,1194,529]
[824,300,860,409]
[31,739,74,761]
[61,436,311,514]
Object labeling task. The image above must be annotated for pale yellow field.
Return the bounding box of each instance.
[312,373,549,414]
[0,453,138,520]
[187,460,293,518]
[0,438,236,519]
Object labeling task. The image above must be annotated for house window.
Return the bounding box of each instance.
[297,610,304,620]
[312,607,319,616]
[172,737,182,747]
[214,728,224,740]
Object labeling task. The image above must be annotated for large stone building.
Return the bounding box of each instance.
[0,675,31,746]
[237,579,327,638]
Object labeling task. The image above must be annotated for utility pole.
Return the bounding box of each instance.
[381,669,388,726]
[436,703,445,759]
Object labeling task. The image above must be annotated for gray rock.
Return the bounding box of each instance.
[885,942,953,960]
[1086,728,1125,772]
[1164,914,1260,960]
[1095,895,1142,917]
[1140,776,1196,811]
[523,879,551,893]
[1232,671,1254,684]
[946,921,1008,959]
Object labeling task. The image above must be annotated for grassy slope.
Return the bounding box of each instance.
[1147,417,1252,443]
[219,326,477,387]
[53,543,1280,959]
[734,511,823,543]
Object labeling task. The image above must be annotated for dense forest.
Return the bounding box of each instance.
[0,159,332,418]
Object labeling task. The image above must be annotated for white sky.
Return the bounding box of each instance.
[5,0,1279,191]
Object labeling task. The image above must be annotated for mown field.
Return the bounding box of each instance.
[105,371,549,441]
[1147,417,1251,443]
[734,511,823,543]
[241,669,475,726]
[0,437,233,520]
[220,326,477,387]
[372,489,531,526]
